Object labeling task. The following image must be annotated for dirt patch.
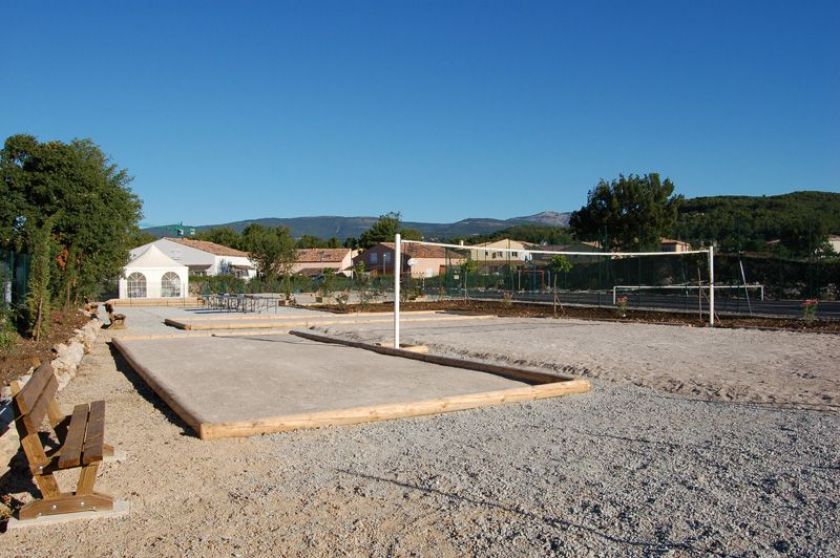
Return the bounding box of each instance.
[318,299,840,333]
[0,309,91,386]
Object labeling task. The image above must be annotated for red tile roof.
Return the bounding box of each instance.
[380,242,451,259]
[296,248,351,263]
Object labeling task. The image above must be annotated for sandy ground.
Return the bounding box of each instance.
[1,307,838,557]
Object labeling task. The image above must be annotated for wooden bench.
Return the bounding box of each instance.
[10,363,117,520]
[104,303,126,329]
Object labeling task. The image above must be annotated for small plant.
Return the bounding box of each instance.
[616,295,629,318]
[318,270,336,302]
[501,291,513,307]
[801,298,818,322]
[0,307,19,352]
[334,292,349,308]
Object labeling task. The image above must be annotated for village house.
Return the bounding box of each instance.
[659,238,693,253]
[129,238,256,279]
[465,238,530,263]
[293,248,358,277]
[828,235,840,254]
[353,242,463,278]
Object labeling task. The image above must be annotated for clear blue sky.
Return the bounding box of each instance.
[2,1,838,227]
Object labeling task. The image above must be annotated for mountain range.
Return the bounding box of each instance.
[144,211,572,241]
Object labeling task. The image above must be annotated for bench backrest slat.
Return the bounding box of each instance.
[12,396,51,472]
[15,363,54,415]
[20,373,58,435]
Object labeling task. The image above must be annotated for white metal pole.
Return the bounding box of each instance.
[394,233,401,349]
[708,246,715,326]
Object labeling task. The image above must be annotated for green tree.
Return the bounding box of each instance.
[358,212,422,249]
[294,235,342,249]
[0,134,142,306]
[241,224,296,280]
[194,227,243,250]
[777,215,830,258]
[548,255,573,315]
[570,174,682,251]
[25,217,58,340]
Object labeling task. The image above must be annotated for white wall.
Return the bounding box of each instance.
[131,239,215,272]
[215,255,257,278]
[118,267,189,299]
[130,239,256,278]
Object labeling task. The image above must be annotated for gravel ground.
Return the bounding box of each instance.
[1,313,838,557]
[320,317,840,410]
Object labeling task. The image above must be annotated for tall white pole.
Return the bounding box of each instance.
[394,233,401,348]
[708,245,715,326]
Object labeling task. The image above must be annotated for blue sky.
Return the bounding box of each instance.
[2,1,838,227]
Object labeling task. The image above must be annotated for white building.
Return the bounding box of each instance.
[129,238,256,279]
[119,245,189,299]
[465,239,530,263]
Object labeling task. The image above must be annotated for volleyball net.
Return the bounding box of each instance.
[391,235,724,347]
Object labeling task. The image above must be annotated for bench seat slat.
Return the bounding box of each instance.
[82,401,105,465]
[58,404,89,469]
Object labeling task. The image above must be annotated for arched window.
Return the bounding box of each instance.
[126,272,147,298]
[161,272,181,298]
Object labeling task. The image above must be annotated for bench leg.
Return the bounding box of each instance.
[19,464,113,520]
[18,492,114,520]
[76,462,99,494]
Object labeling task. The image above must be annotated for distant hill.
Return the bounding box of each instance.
[143,211,572,241]
[142,191,840,247]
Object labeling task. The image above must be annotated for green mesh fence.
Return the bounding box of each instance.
[1,249,30,309]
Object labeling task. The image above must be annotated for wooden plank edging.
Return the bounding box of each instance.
[163,314,493,331]
[290,330,578,385]
[112,333,591,441]
[200,379,591,440]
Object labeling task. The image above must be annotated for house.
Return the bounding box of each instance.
[293,248,358,277]
[828,235,840,254]
[353,242,463,278]
[119,245,189,299]
[129,238,256,278]
[465,239,530,263]
[659,238,692,253]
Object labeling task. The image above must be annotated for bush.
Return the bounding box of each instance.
[0,307,19,352]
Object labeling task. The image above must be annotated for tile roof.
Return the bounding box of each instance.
[380,242,451,259]
[166,238,250,257]
[296,248,351,263]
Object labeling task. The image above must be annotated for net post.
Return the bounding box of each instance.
[394,233,401,348]
[708,245,715,326]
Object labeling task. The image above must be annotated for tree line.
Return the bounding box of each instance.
[194,179,839,263]
[1,134,143,339]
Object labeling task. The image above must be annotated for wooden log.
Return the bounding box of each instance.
[290,330,575,384]
[200,379,591,440]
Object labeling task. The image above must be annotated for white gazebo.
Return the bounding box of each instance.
[119,245,189,300]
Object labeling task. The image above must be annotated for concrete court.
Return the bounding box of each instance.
[115,334,527,432]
